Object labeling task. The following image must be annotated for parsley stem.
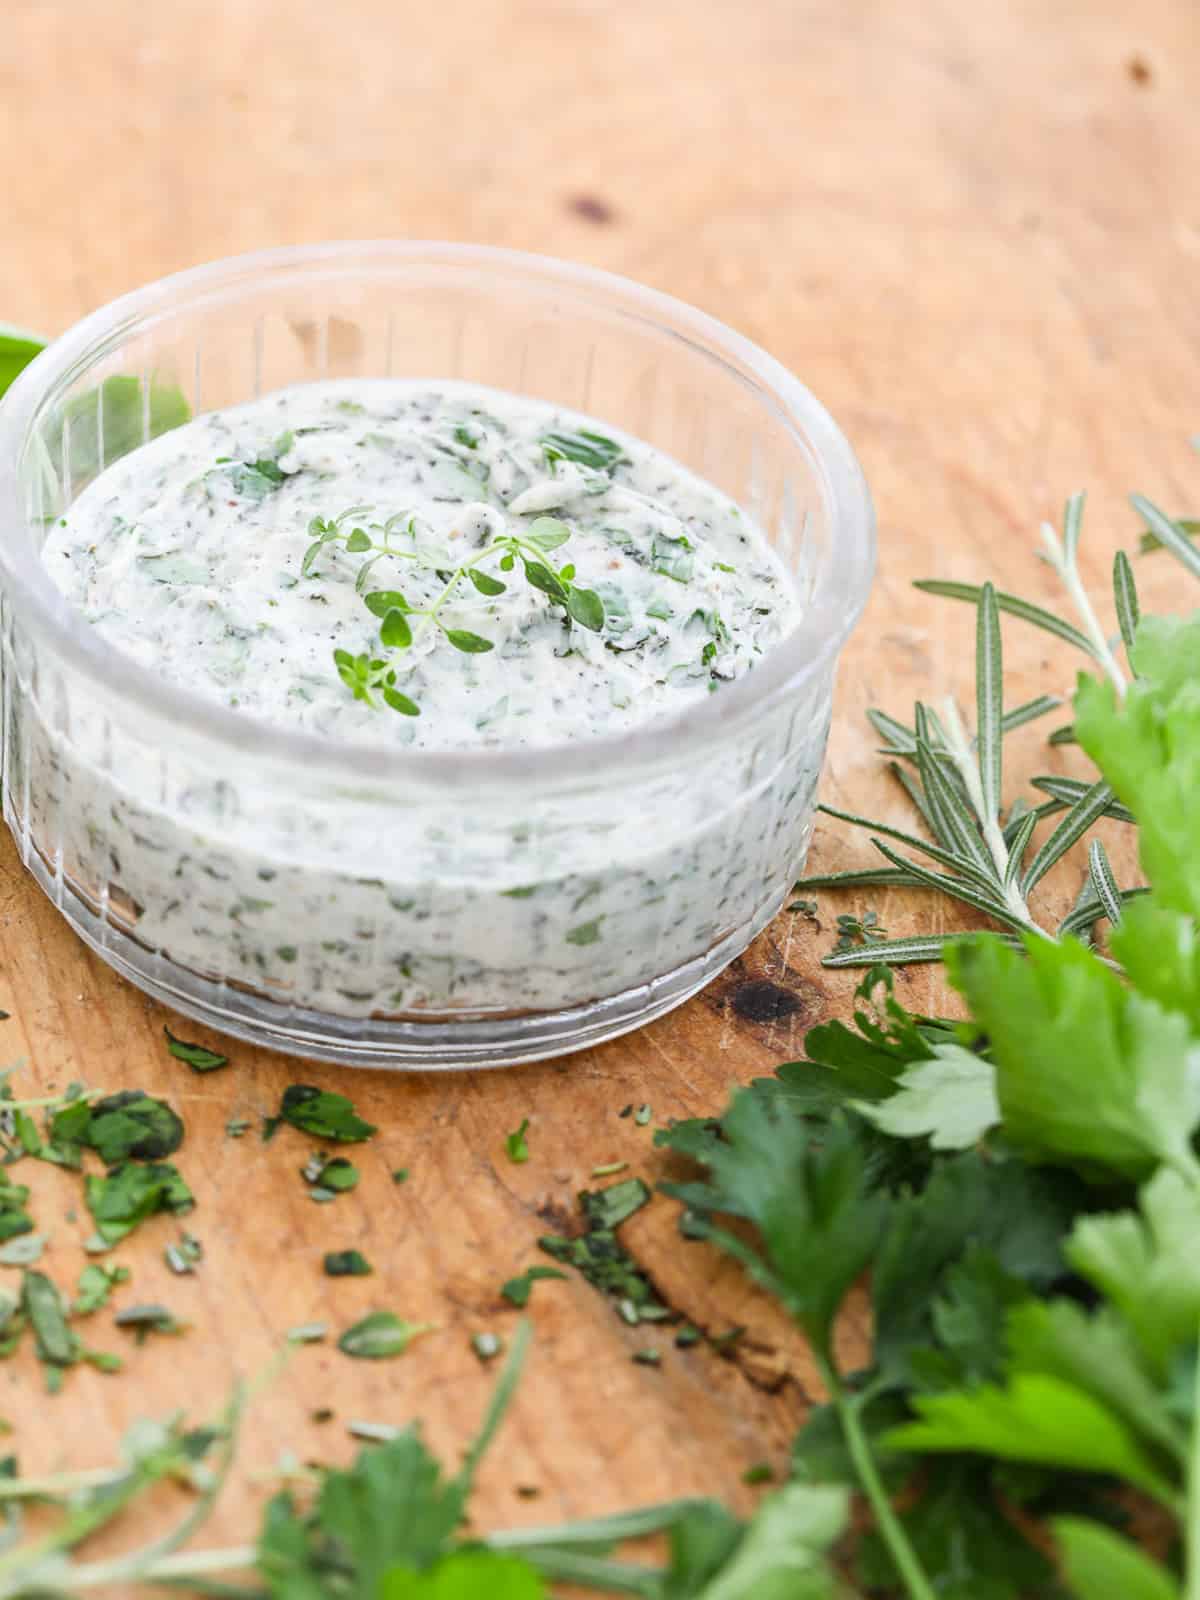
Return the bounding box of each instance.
[821,1360,937,1600]
[512,1549,659,1594]
[67,1544,259,1590]
[1188,1325,1200,1600]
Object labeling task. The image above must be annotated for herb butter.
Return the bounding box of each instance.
[31,380,817,1033]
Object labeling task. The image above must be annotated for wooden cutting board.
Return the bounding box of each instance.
[0,0,1194,1563]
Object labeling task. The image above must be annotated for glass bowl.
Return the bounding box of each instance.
[0,242,874,1069]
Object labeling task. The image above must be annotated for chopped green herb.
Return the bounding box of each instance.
[472,1331,504,1362]
[537,1177,664,1323]
[22,1270,78,1373]
[287,1322,328,1344]
[165,1234,203,1275]
[634,1104,653,1126]
[0,1235,44,1267]
[267,1084,377,1144]
[325,1249,372,1277]
[225,1117,252,1139]
[618,1104,634,1119]
[581,1177,650,1230]
[346,1420,403,1443]
[505,1119,531,1164]
[74,1262,129,1315]
[789,897,819,918]
[338,1311,435,1359]
[710,1327,747,1355]
[303,1154,359,1196]
[633,1348,662,1367]
[84,1161,194,1248]
[163,1027,228,1073]
[541,429,625,472]
[565,917,603,947]
[591,1161,628,1177]
[742,1462,776,1486]
[674,1325,702,1349]
[114,1304,187,1342]
[392,1167,409,1184]
[84,1091,184,1163]
[500,1267,568,1309]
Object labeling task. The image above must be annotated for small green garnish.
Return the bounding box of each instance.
[225,1117,252,1139]
[565,918,603,947]
[742,1462,775,1486]
[302,1154,359,1196]
[115,1304,187,1342]
[82,1092,184,1164]
[325,1249,372,1277]
[471,1331,504,1362]
[265,1085,377,1144]
[540,429,625,472]
[85,1162,194,1248]
[505,1119,531,1165]
[632,1348,662,1367]
[163,1028,228,1073]
[391,1167,409,1185]
[674,1325,702,1349]
[164,1234,203,1275]
[634,1104,653,1127]
[74,1262,130,1315]
[338,1311,435,1359]
[306,510,607,715]
[286,1323,328,1344]
[500,1267,567,1309]
[591,1161,628,1177]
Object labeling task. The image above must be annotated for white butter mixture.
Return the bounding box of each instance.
[30,381,816,1025]
[43,381,797,749]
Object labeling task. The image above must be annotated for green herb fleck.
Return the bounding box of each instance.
[472,1331,504,1362]
[505,1118,531,1165]
[74,1262,129,1315]
[287,1322,328,1344]
[85,1162,194,1248]
[266,1084,377,1144]
[84,1091,183,1163]
[163,1027,228,1072]
[500,1267,568,1308]
[338,1311,435,1359]
[325,1249,372,1277]
[633,1348,662,1367]
[115,1304,187,1342]
[164,1233,203,1275]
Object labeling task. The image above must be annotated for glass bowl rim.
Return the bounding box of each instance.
[0,240,875,789]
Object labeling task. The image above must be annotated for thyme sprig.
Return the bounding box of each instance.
[304,509,606,715]
[804,490,1198,967]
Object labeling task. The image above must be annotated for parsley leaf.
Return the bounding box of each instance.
[379,1551,545,1598]
[851,1043,999,1150]
[1053,1519,1181,1600]
[500,1268,567,1308]
[947,933,1200,1182]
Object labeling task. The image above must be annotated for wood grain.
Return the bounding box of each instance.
[0,0,1196,1564]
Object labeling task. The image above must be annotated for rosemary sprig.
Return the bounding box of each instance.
[806,491,1199,967]
[305,509,605,715]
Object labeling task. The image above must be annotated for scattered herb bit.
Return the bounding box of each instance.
[391,1167,409,1185]
[565,917,603,947]
[346,1420,402,1443]
[303,1154,359,1196]
[472,1331,504,1362]
[338,1311,435,1359]
[309,1187,336,1204]
[709,1327,747,1355]
[789,897,819,918]
[266,1084,377,1143]
[74,1262,129,1315]
[0,1234,44,1267]
[538,1178,666,1323]
[0,1176,39,1245]
[591,1161,628,1177]
[541,428,625,471]
[311,1407,334,1423]
[618,1104,634,1119]
[163,1027,228,1072]
[225,1117,252,1139]
[832,910,888,956]
[634,1104,653,1126]
[674,1325,703,1349]
[114,1304,187,1342]
[324,1249,372,1277]
[633,1348,662,1367]
[22,1269,78,1379]
[83,1091,184,1163]
[500,1267,568,1308]
[742,1462,776,1486]
[286,1322,328,1344]
[84,1161,194,1247]
[165,1233,203,1275]
[505,1118,531,1165]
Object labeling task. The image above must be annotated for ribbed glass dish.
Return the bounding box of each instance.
[0,243,874,1068]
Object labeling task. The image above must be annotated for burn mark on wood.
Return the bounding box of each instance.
[566,193,616,225]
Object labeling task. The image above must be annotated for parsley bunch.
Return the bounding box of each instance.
[657,484,1200,1598]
